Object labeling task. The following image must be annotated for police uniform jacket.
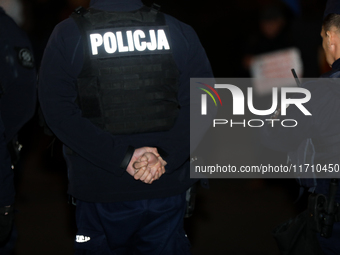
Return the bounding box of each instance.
[261,59,340,200]
[38,0,213,203]
[0,7,36,207]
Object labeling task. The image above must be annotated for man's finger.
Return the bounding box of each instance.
[157,170,162,179]
[149,161,162,176]
[134,166,147,180]
[139,168,151,181]
[133,160,148,170]
[143,173,153,184]
[138,155,148,162]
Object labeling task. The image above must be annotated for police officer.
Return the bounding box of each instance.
[0,5,36,253]
[261,0,340,254]
[38,0,213,253]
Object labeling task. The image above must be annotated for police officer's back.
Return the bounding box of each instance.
[38,0,213,253]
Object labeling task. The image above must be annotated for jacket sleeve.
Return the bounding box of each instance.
[38,20,129,176]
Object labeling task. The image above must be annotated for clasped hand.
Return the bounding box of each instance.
[126,147,167,184]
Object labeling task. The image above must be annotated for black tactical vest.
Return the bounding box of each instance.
[71,6,179,135]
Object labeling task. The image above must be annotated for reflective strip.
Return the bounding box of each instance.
[87,26,171,59]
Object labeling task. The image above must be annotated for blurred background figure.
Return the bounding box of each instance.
[240,2,295,191]
[0,2,37,254]
[242,2,294,75]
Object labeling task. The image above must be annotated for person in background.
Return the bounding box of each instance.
[261,0,340,253]
[0,3,36,254]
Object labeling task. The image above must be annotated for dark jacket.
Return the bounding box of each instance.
[0,7,37,207]
[261,58,340,200]
[38,0,213,202]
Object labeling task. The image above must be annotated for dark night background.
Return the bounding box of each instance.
[1,0,332,254]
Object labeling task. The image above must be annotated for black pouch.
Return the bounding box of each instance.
[0,206,14,246]
[272,210,324,255]
[185,184,197,218]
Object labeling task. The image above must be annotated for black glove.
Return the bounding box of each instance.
[0,206,14,246]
